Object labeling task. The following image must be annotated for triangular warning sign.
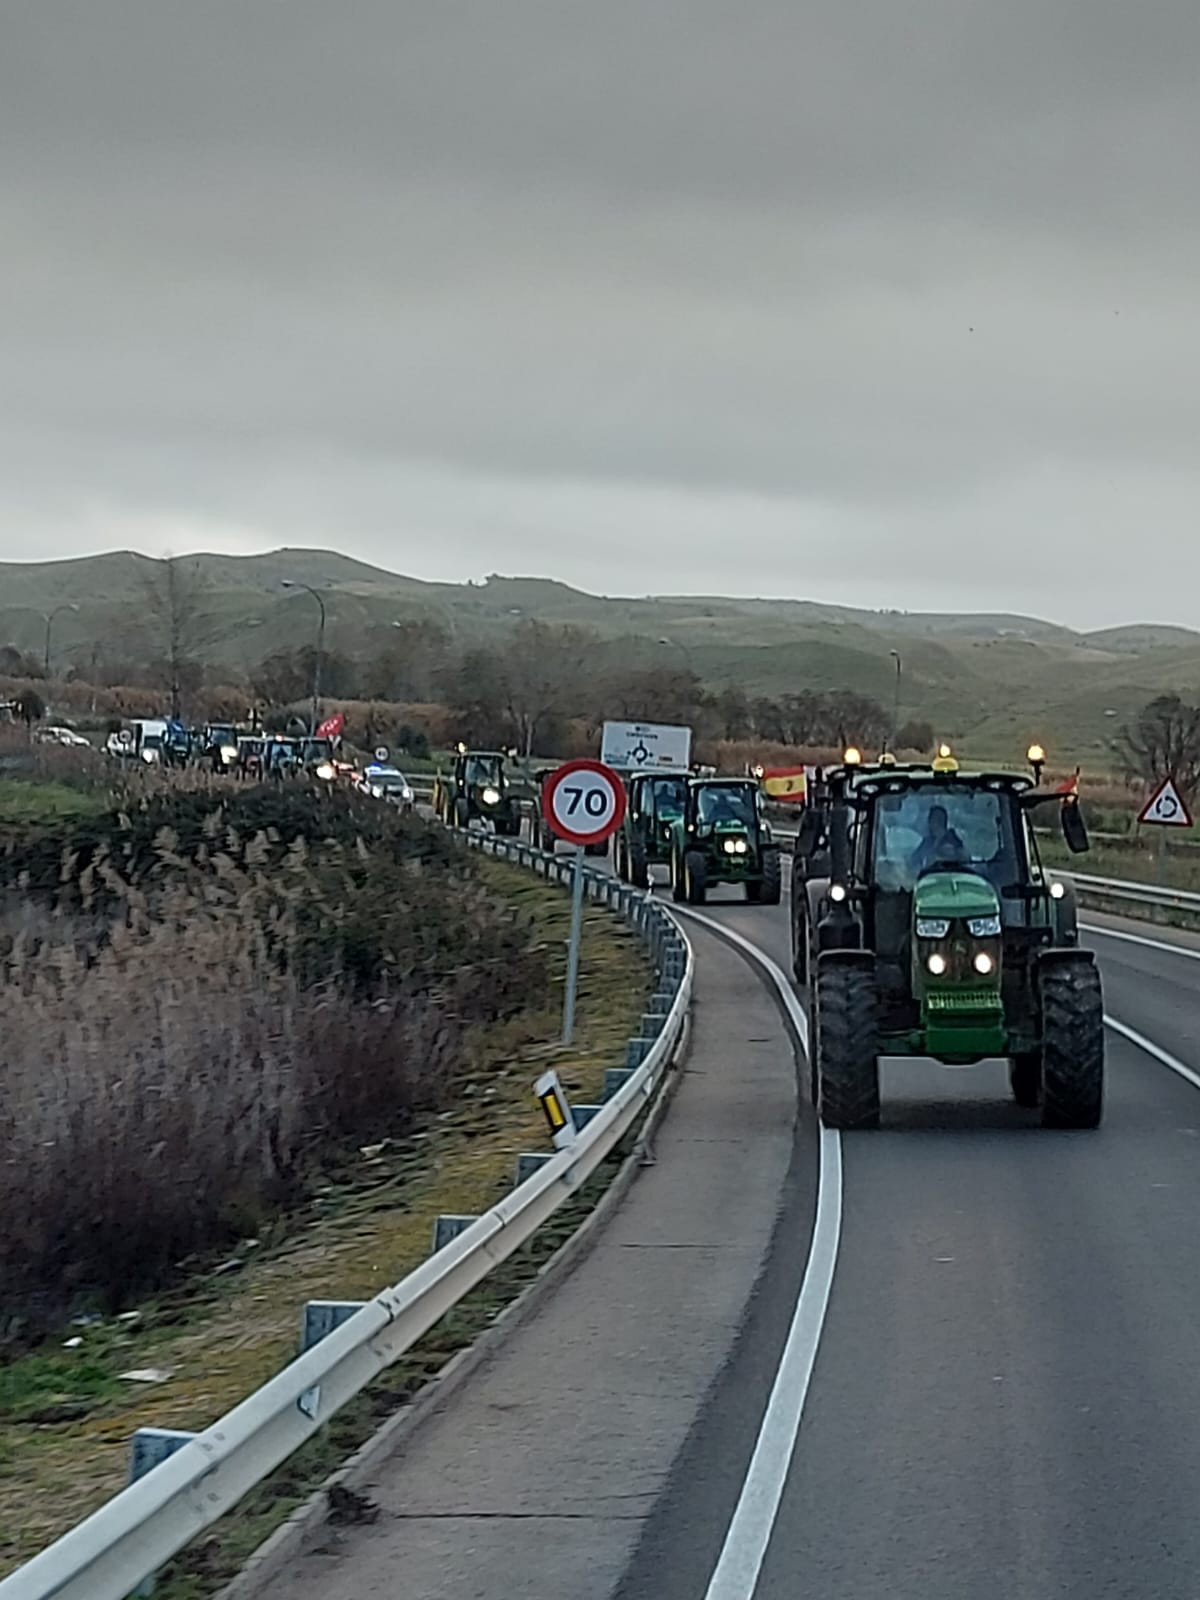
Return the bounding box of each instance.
[1138,775,1194,828]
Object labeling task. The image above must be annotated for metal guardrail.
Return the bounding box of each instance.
[1054,868,1200,916]
[1,833,690,1600]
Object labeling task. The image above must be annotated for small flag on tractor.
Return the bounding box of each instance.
[761,766,807,800]
[1058,768,1080,797]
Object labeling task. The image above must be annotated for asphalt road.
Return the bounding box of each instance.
[615,876,1200,1600]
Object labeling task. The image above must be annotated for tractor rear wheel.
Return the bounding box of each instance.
[759,847,782,905]
[670,851,686,904]
[1040,956,1104,1129]
[1009,1052,1041,1108]
[684,849,707,906]
[630,842,650,889]
[791,893,809,985]
[815,957,879,1130]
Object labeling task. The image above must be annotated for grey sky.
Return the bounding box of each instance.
[3,1,1199,627]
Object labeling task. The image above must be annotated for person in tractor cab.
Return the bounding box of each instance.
[911,803,967,875]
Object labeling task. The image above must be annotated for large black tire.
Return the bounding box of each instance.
[815,957,879,1130]
[671,851,686,904]
[454,795,470,829]
[630,841,650,890]
[791,895,809,986]
[1040,957,1104,1129]
[684,849,707,906]
[755,851,784,902]
[1009,1052,1041,1108]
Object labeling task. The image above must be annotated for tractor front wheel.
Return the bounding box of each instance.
[815,956,879,1130]
[759,848,782,905]
[684,850,707,906]
[1040,957,1104,1129]
[1009,1053,1041,1108]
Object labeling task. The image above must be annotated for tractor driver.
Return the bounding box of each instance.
[911,803,967,875]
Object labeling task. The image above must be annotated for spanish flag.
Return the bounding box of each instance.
[1058,768,1080,797]
[762,766,807,800]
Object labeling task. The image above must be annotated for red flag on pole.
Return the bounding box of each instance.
[315,711,344,740]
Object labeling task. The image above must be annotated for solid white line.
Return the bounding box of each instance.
[1105,1015,1200,1093]
[1083,921,1200,963]
[674,907,841,1600]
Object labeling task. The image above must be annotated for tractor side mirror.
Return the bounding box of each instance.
[1061,798,1089,855]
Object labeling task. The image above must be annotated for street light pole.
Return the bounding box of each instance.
[889,650,903,749]
[43,604,79,679]
[282,581,327,734]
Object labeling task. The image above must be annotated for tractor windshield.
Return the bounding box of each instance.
[696,785,757,828]
[465,756,503,787]
[870,787,1020,893]
[651,778,687,820]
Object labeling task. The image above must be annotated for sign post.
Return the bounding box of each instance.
[1138,776,1194,900]
[541,759,627,1044]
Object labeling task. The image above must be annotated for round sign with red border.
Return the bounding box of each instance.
[542,759,627,846]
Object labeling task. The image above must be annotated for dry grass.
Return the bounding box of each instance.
[0,789,547,1343]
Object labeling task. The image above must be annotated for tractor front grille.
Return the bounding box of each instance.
[926,988,1003,1013]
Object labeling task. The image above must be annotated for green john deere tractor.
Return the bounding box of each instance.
[669,777,781,906]
[432,749,522,836]
[614,772,690,887]
[791,747,1101,1130]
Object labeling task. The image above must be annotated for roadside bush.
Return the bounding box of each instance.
[0,790,548,1343]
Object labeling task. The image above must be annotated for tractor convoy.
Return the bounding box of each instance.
[433,729,1105,1134]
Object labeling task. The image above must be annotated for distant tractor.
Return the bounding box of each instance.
[531,767,609,856]
[433,749,522,836]
[614,772,690,886]
[668,777,781,906]
[791,745,1102,1130]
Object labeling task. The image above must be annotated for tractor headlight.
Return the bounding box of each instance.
[482,786,501,805]
[916,917,950,939]
[927,953,948,975]
[973,951,995,975]
[220,745,238,762]
[723,839,737,854]
[735,839,748,854]
[402,786,413,801]
[1049,881,1065,900]
[830,883,847,902]
[967,915,1001,938]
[315,762,335,780]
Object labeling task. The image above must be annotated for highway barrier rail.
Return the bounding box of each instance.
[1053,868,1200,925]
[1,832,691,1600]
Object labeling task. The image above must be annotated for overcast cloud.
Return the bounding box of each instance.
[2,0,1199,626]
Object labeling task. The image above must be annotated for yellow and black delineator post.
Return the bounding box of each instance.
[534,1068,577,1150]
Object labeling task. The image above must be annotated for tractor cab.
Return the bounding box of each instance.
[614,772,689,885]
[793,747,1103,1131]
[669,777,781,906]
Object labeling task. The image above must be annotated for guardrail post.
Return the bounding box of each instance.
[625,1037,656,1069]
[604,1067,634,1100]
[515,1151,553,1185]
[432,1214,478,1253]
[647,990,673,1016]
[127,1429,199,1596]
[573,1104,603,1130]
[301,1300,367,1354]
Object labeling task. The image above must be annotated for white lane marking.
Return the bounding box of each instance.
[1106,1016,1200,1093]
[674,907,841,1600]
[1083,921,1200,963]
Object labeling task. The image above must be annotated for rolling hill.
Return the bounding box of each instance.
[2,550,1199,767]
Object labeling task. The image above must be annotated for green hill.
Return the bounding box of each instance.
[3,551,1200,769]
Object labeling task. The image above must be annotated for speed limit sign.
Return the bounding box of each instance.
[542,759,627,847]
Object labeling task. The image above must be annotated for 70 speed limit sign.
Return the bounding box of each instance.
[542,759,627,847]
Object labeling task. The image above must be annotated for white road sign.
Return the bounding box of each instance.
[1138,775,1194,828]
[543,759,627,846]
[600,720,692,773]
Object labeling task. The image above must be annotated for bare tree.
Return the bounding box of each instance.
[1117,695,1200,801]
[142,557,215,719]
